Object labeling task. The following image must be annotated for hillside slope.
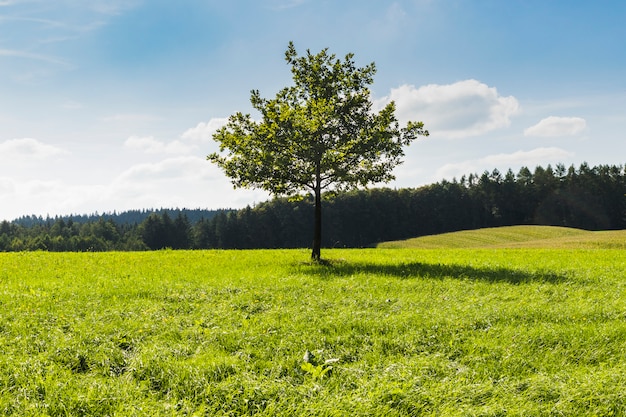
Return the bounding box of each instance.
[377,225,626,249]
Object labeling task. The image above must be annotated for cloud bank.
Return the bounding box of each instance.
[435,147,575,180]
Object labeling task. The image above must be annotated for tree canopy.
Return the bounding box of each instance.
[208,42,428,260]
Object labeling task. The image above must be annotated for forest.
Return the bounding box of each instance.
[1,162,625,252]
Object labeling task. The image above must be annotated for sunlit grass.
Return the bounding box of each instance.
[0,247,625,415]
[377,225,626,249]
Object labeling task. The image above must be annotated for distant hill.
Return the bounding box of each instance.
[377,225,626,249]
[12,208,232,228]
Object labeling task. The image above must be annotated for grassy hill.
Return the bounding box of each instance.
[377,225,626,249]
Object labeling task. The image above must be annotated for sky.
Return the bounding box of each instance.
[1,0,626,220]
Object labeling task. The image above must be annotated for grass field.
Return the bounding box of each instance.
[378,225,626,249]
[1,227,626,415]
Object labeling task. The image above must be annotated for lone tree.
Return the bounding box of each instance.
[208,42,428,260]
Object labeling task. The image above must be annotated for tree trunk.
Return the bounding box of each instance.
[311,186,322,261]
[311,165,322,261]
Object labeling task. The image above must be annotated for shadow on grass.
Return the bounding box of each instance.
[299,259,569,285]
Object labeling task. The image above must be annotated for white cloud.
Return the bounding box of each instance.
[124,135,195,155]
[0,177,16,195]
[377,80,520,138]
[0,176,94,218]
[0,138,68,161]
[124,117,232,156]
[436,147,575,180]
[110,156,270,211]
[480,147,575,167]
[115,156,214,183]
[524,116,587,137]
[181,118,229,142]
[0,156,270,220]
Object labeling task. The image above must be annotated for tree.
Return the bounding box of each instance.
[140,213,164,250]
[208,42,428,260]
[172,213,192,249]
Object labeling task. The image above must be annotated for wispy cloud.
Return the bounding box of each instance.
[377,80,520,138]
[0,0,139,15]
[376,2,409,35]
[524,116,587,137]
[0,48,69,66]
[0,15,67,28]
[0,0,138,80]
[435,147,575,180]
[0,10,111,42]
[181,118,229,142]
[90,0,142,16]
[115,156,215,183]
[124,136,195,155]
[265,0,308,11]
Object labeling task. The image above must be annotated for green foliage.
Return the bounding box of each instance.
[300,362,331,380]
[209,42,427,196]
[208,42,427,259]
[0,248,626,415]
[140,212,191,250]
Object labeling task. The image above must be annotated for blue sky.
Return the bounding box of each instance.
[1,0,625,220]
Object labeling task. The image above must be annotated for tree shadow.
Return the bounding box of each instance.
[299,259,569,285]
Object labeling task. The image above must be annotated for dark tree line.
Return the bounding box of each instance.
[1,163,625,252]
[12,208,222,228]
[0,210,227,252]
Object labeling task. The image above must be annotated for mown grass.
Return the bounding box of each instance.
[0,247,626,415]
[378,225,626,249]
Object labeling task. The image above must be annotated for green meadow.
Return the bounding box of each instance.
[1,226,626,415]
[378,225,626,249]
